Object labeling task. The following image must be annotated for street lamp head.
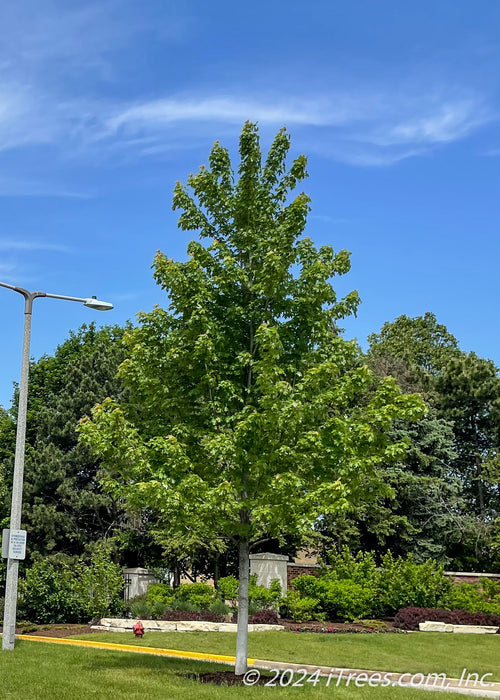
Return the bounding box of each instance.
[83,296,114,311]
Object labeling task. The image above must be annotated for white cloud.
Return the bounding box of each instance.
[370,99,490,147]
[0,262,20,284]
[0,85,492,169]
[107,96,346,132]
[0,2,187,82]
[0,2,494,169]
[0,85,56,151]
[0,240,72,253]
[104,88,492,167]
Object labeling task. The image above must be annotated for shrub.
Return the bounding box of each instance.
[248,600,262,616]
[160,609,225,622]
[172,583,217,610]
[293,575,327,600]
[354,619,388,630]
[280,591,324,622]
[482,578,500,599]
[18,623,38,634]
[173,599,199,612]
[292,624,406,634]
[393,606,500,631]
[146,583,174,606]
[123,592,146,617]
[73,543,124,620]
[249,609,279,625]
[18,545,124,624]
[321,548,451,617]
[18,560,85,623]
[248,576,282,611]
[322,548,380,588]
[208,598,231,616]
[377,552,451,615]
[217,574,282,612]
[444,582,500,615]
[130,599,152,620]
[322,580,374,621]
[292,576,375,621]
[217,576,238,604]
[232,609,280,624]
[150,600,170,619]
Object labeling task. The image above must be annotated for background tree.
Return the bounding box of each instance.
[317,410,465,564]
[436,351,500,517]
[0,408,15,518]
[1,323,161,567]
[368,314,500,571]
[368,312,461,394]
[80,122,425,673]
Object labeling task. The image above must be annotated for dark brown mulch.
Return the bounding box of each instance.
[280,619,396,632]
[184,672,269,686]
[12,624,100,638]
[160,610,224,623]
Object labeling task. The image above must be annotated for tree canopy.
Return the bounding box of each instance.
[80,122,425,672]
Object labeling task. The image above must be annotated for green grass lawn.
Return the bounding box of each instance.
[76,630,500,681]
[0,639,486,699]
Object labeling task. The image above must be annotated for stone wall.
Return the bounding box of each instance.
[445,572,500,585]
[250,553,289,592]
[287,563,320,588]
[123,567,159,600]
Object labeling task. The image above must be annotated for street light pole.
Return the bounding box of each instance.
[0,282,113,650]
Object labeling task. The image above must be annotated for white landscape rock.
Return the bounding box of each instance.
[175,621,221,632]
[451,624,499,634]
[419,621,454,632]
[155,622,178,632]
[419,620,499,634]
[92,618,284,633]
[99,618,132,629]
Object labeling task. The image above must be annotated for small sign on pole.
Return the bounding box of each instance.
[1,529,27,560]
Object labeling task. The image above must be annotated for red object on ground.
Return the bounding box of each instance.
[133,620,144,638]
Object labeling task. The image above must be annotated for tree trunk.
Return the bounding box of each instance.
[214,555,220,589]
[172,564,181,588]
[235,536,250,675]
[476,453,485,516]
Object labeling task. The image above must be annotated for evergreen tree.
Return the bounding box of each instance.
[317,410,464,564]
[436,352,500,517]
[368,315,500,571]
[3,324,160,565]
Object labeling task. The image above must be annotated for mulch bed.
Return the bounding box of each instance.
[8,619,398,637]
[281,619,397,632]
[184,672,270,686]
[13,624,100,638]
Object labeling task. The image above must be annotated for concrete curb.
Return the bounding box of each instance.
[253,660,500,698]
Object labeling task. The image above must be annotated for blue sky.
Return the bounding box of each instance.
[1,0,500,408]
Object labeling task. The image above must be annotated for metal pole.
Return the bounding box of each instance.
[2,292,33,650]
[0,283,112,649]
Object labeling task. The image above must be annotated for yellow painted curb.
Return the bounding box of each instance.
[18,635,255,666]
